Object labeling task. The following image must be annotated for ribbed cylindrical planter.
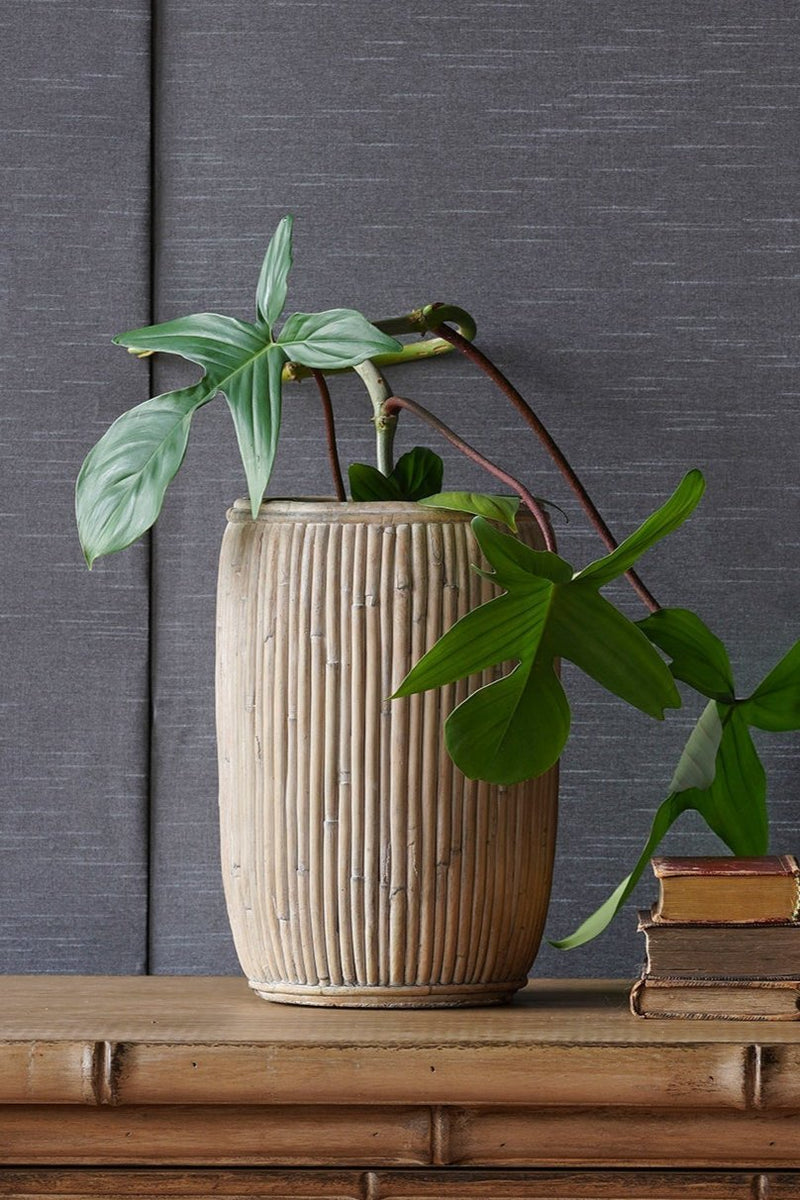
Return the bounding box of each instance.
[216,500,558,1008]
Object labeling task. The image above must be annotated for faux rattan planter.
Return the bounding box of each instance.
[216,500,558,1007]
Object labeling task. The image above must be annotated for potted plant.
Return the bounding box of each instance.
[76,215,800,1006]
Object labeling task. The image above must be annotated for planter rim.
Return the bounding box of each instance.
[227,497,482,525]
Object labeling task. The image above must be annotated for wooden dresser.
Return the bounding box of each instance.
[2,975,800,1197]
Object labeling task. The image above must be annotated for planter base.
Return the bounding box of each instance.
[248,977,527,1009]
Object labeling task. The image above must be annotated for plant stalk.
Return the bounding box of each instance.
[311,369,346,501]
[383,394,556,552]
[353,360,398,477]
[430,316,660,613]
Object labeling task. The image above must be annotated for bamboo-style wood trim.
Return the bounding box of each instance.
[0,1169,789,1197]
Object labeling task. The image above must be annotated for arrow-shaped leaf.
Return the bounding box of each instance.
[80,214,407,561]
[396,478,695,785]
[554,656,777,949]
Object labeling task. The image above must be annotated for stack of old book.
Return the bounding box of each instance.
[630,855,800,1020]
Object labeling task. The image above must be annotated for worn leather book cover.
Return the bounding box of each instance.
[630,973,800,1020]
[638,908,800,978]
[651,855,800,924]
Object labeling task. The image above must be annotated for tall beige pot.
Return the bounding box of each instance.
[216,499,558,1007]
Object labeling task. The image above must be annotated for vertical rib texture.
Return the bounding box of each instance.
[216,501,558,1006]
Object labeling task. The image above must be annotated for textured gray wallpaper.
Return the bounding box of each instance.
[1,0,151,970]
[3,1,799,978]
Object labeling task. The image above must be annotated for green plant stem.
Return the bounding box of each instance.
[353,360,397,476]
[430,316,660,614]
[311,369,346,501]
[383,394,556,552]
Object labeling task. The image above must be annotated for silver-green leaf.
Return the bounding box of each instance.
[76,383,210,567]
[278,308,402,368]
[256,214,293,332]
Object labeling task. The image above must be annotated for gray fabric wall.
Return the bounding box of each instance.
[3,1,798,979]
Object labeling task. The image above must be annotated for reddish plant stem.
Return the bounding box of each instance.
[311,369,346,501]
[431,318,660,613]
[383,394,556,552]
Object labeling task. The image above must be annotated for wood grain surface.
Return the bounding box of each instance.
[2,1168,799,1198]
[3,977,800,1174]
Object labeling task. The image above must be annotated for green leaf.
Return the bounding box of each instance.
[740,640,800,731]
[394,587,553,698]
[550,792,690,950]
[576,470,705,589]
[446,658,570,784]
[113,313,267,373]
[396,484,688,785]
[638,608,735,701]
[553,704,768,950]
[420,492,520,532]
[278,308,402,369]
[471,516,572,587]
[551,585,681,719]
[256,214,293,332]
[349,447,444,503]
[76,383,209,567]
[391,448,443,501]
[348,462,404,502]
[224,343,286,517]
[668,699,724,793]
[114,312,285,519]
[690,707,768,854]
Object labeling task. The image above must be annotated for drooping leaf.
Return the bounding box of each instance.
[113,312,282,521]
[348,462,404,502]
[550,791,690,950]
[420,492,520,532]
[278,308,402,368]
[76,383,210,567]
[638,607,735,701]
[553,702,768,950]
[396,478,694,785]
[740,640,800,732]
[576,469,705,589]
[391,447,443,500]
[225,343,287,517]
[256,213,293,331]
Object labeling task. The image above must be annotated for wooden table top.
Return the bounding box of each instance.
[1,976,799,1110]
[2,974,800,1044]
